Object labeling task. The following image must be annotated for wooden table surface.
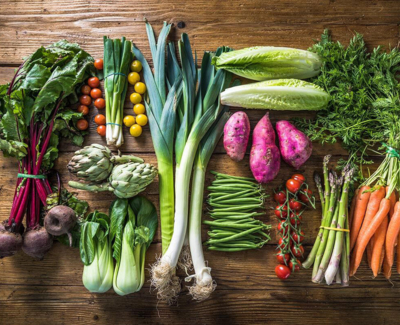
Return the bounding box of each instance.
[1,1,400,324]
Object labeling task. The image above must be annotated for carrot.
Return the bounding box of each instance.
[350,198,391,276]
[384,201,400,273]
[367,240,373,269]
[350,186,372,250]
[387,187,396,218]
[383,251,392,279]
[371,215,388,277]
[349,189,359,227]
[397,231,400,274]
[379,247,385,274]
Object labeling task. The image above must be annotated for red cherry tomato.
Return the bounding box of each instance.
[289,259,301,272]
[291,245,304,258]
[76,119,88,131]
[81,84,91,95]
[278,221,289,235]
[274,190,286,204]
[77,104,89,116]
[291,173,305,185]
[97,125,106,136]
[290,212,303,226]
[289,198,303,211]
[299,189,313,203]
[286,178,302,193]
[94,98,105,109]
[88,77,100,88]
[90,88,102,99]
[94,114,106,125]
[276,251,290,265]
[292,230,305,243]
[274,204,288,219]
[94,59,104,70]
[79,95,92,106]
[275,265,291,280]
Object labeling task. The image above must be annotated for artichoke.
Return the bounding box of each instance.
[67,144,143,183]
[68,162,158,199]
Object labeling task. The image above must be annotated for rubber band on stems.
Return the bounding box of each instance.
[17,173,47,180]
[105,72,127,79]
[382,143,400,159]
[319,226,349,233]
[106,122,122,126]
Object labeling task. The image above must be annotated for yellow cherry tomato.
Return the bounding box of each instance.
[123,115,136,127]
[133,103,145,115]
[130,124,142,137]
[136,114,148,126]
[128,72,140,85]
[129,92,142,104]
[130,60,142,72]
[134,82,146,94]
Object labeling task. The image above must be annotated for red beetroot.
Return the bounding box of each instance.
[0,230,23,258]
[22,227,53,260]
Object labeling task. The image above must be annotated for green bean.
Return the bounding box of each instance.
[207,246,257,252]
[208,201,263,209]
[209,205,263,213]
[209,190,259,201]
[209,211,264,217]
[211,179,260,187]
[204,220,264,229]
[205,226,264,244]
[212,197,263,205]
[211,171,255,181]
[206,241,261,248]
[207,184,258,192]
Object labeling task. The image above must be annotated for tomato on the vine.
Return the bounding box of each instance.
[274,204,288,219]
[299,189,313,203]
[278,222,289,235]
[275,265,291,279]
[291,245,304,258]
[290,212,302,226]
[292,230,305,243]
[274,190,286,204]
[289,198,302,211]
[286,178,301,193]
[276,251,290,265]
[291,173,305,184]
[289,259,301,272]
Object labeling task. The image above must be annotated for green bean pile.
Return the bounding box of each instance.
[204,171,271,252]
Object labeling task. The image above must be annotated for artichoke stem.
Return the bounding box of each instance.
[68,181,112,193]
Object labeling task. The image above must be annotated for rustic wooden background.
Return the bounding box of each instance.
[1,1,400,324]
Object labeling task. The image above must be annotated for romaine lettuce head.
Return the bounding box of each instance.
[221,79,329,110]
[212,46,322,81]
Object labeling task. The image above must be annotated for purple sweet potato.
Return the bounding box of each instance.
[276,120,312,169]
[224,111,250,162]
[250,113,281,183]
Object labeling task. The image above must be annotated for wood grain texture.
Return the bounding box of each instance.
[0,0,400,324]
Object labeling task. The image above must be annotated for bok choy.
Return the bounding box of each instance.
[212,46,322,81]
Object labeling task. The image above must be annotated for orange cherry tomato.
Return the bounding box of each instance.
[76,119,89,131]
[79,95,92,106]
[77,105,89,116]
[81,84,91,95]
[94,59,104,70]
[88,77,100,88]
[97,125,106,136]
[90,88,102,99]
[94,114,106,125]
[94,98,105,109]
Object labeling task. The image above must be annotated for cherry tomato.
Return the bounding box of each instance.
[77,104,89,116]
[81,84,91,95]
[133,103,145,115]
[123,115,136,128]
[76,119,88,131]
[79,95,92,106]
[292,230,305,244]
[299,189,313,203]
[276,251,290,265]
[274,204,288,219]
[291,245,304,258]
[94,98,105,109]
[94,114,106,125]
[134,82,146,94]
[286,178,301,193]
[97,125,106,136]
[94,59,104,70]
[130,60,142,72]
[88,77,100,88]
[136,114,148,126]
[278,238,286,250]
[130,124,142,137]
[290,212,303,226]
[289,198,302,212]
[291,173,305,185]
[90,88,102,99]
[274,190,286,204]
[128,72,140,85]
[289,259,301,272]
[278,221,289,235]
[130,92,142,104]
[275,265,291,280]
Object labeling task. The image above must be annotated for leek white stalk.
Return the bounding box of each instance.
[186,111,229,301]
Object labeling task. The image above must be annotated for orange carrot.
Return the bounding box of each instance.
[383,251,392,279]
[349,189,359,228]
[350,186,372,250]
[379,247,385,274]
[367,240,373,269]
[387,187,396,218]
[397,231,400,274]
[350,198,391,276]
[385,201,400,273]
[371,215,388,277]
